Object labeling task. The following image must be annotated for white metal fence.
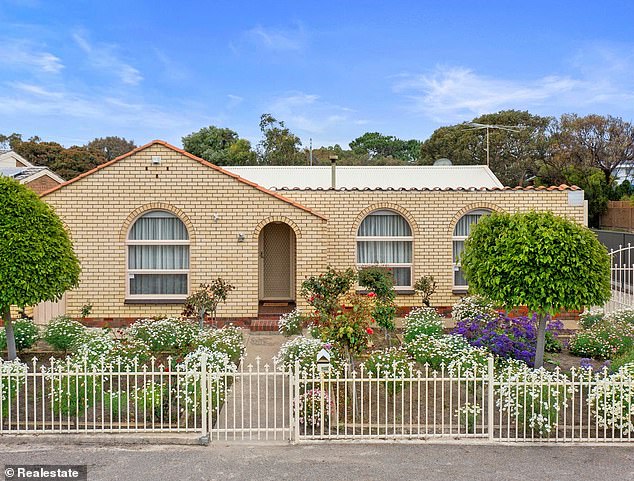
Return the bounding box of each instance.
[2,356,633,444]
[605,244,634,314]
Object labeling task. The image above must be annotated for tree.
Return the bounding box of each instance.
[349,132,420,163]
[11,139,108,180]
[549,114,634,185]
[461,211,611,368]
[420,110,552,186]
[182,126,256,165]
[257,114,304,165]
[0,177,80,360]
[182,279,235,329]
[85,136,136,161]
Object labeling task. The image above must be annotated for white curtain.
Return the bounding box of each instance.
[357,211,412,287]
[128,212,189,295]
[129,212,188,240]
[453,211,489,287]
[358,211,412,237]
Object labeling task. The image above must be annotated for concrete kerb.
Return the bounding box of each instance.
[0,433,207,446]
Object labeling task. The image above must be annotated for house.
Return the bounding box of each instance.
[0,150,64,195]
[40,140,586,325]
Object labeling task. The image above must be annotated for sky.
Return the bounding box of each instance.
[1,0,634,149]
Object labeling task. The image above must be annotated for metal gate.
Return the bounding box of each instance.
[605,244,634,314]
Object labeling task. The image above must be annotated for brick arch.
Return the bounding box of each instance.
[350,203,419,237]
[119,203,195,242]
[253,216,302,240]
[447,202,504,236]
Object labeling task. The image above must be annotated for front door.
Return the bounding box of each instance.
[259,222,295,300]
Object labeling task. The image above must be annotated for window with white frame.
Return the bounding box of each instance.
[356,210,413,288]
[126,211,190,299]
[452,209,491,289]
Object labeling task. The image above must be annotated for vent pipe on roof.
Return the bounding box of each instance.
[330,155,338,189]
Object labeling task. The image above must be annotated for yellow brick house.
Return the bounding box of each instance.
[40,140,586,325]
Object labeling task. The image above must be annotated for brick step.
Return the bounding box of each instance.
[250,319,279,332]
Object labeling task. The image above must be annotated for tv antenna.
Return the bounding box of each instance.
[465,122,525,167]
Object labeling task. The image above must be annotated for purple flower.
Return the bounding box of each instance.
[580,358,593,369]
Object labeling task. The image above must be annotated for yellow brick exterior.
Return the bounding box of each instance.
[42,142,585,321]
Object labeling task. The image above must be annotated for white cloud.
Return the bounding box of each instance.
[72,30,143,86]
[268,92,354,135]
[394,48,634,123]
[241,24,306,53]
[394,66,585,122]
[0,39,63,73]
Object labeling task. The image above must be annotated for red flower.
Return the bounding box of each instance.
[367,292,377,298]
[366,327,374,335]
[309,296,315,302]
[370,318,376,323]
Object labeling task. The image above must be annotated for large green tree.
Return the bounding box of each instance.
[548,114,634,185]
[461,211,611,368]
[257,114,304,165]
[420,110,552,186]
[182,126,256,165]
[349,132,420,163]
[0,177,80,360]
[10,138,108,180]
[85,136,136,161]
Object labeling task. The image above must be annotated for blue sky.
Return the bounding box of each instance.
[1,0,633,149]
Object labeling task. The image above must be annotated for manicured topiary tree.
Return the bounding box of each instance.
[0,177,80,360]
[461,210,611,367]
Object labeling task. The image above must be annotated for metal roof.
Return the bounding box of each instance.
[225,165,504,190]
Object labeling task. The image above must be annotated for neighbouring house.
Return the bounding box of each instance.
[0,150,64,195]
[40,140,586,325]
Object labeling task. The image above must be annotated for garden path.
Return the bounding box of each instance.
[213,332,292,441]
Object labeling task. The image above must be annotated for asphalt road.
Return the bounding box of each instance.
[0,442,633,481]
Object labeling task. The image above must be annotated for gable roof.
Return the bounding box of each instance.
[39,140,327,221]
[0,150,33,168]
[225,165,504,190]
[0,166,64,184]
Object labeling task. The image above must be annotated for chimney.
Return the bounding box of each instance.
[329,155,338,189]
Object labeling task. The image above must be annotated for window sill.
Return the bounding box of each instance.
[125,299,186,305]
[452,288,468,295]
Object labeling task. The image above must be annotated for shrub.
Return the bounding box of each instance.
[612,347,634,371]
[43,316,85,352]
[588,363,634,434]
[451,295,497,323]
[317,293,374,364]
[0,318,39,351]
[578,307,605,330]
[414,275,437,307]
[301,267,357,319]
[196,325,245,364]
[278,309,304,337]
[297,389,335,428]
[568,320,634,359]
[175,346,236,414]
[404,334,470,370]
[47,359,103,415]
[403,307,444,342]
[363,347,413,394]
[0,359,27,416]
[127,317,198,352]
[455,402,482,434]
[358,266,397,335]
[497,364,573,437]
[606,308,634,326]
[274,337,340,373]
[71,329,116,368]
[452,314,563,367]
[104,381,168,420]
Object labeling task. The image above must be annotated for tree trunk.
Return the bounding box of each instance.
[534,313,548,369]
[2,305,17,361]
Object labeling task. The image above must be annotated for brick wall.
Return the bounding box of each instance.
[25,175,61,195]
[43,143,585,322]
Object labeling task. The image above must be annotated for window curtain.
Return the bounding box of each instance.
[358,211,412,237]
[128,212,189,295]
[357,241,412,264]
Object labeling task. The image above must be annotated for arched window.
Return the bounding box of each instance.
[357,210,413,288]
[126,211,190,299]
[452,209,490,289]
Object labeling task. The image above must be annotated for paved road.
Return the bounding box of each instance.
[0,442,632,481]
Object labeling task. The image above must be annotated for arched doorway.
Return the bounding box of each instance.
[258,222,296,301]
